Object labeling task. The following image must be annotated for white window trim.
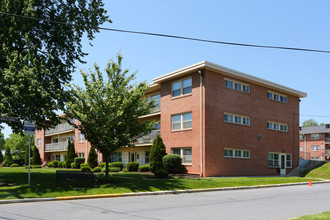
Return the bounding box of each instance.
[37,138,42,147]
[268,152,292,168]
[311,145,320,151]
[311,134,320,140]
[267,121,288,132]
[171,77,192,98]
[172,112,192,131]
[78,132,85,143]
[224,78,250,93]
[224,112,250,126]
[172,147,192,165]
[224,148,250,159]
[267,90,288,103]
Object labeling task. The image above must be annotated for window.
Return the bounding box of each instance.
[267,121,288,132]
[299,146,303,151]
[78,153,85,158]
[267,91,287,103]
[224,78,250,93]
[268,153,279,167]
[145,151,150,163]
[311,134,320,140]
[172,78,192,97]
[109,152,122,163]
[311,157,320,161]
[299,135,303,141]
[286,154,292,168]
[78,132,85,142]
[172,147,192,164]
[224,148,250,159]
[53,138,58,143]
[311,145,319,151]
[224,113,250,126]
[172,112,192,130]
[321,145,324,150]
[148,94,161,110]
[37,138,42,147]
[52,154,60,161]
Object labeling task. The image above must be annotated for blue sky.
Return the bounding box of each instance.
[2,0,330,137]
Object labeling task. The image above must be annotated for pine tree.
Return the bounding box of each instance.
[25,145,33,165]
[149,135,166,173]
[3,146,13,167]
[87,146,98,168]
[66,139,76,168]
[32,145,42,165]
[0,150,3,163]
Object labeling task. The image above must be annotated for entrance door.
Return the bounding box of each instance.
[280,154,286,175]
[129,152,136,162]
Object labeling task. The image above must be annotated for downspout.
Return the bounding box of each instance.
[198,70,204,177]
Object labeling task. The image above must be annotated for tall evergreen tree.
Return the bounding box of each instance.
[66,139,76,168]
[25,144,33,165]
[0,149,3,163]
[87,146,98,169]
[32,145,42,165]
[149,135,166,173]
[3,145,13,166]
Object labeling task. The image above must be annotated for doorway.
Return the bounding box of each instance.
[129,152,136,162]
[280,154,286,175]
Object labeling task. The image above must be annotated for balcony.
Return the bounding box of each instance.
[151,100,160,113]
[45,123,74,135]
[325,138,330,143]
[326,150,330,155]
[136,130,160,145]
[45,141,68,152]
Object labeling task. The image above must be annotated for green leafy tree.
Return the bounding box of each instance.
[87,146,98,169]
[0,0,110,133]
[32,145,42,165]
[67,54,155,179]
[0,149,3,163]
[25,144,33,165]
[0,132,4,162]
[149,135,167,173]
[302,119,319,127]
[66,139,76,168]
[5,133,32,161]
[3,145,13,166]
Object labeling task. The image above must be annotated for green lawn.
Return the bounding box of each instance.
[292,211,330,220]
[305,162,330,180]
[0,167,314,200]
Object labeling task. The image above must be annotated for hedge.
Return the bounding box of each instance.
[81,166,92,172]
[162,154,182,174]
[154,169,169,178]
[126,162,139,172]
[74,157,85,169]
[138,165,150,172]
[111,162,123,170]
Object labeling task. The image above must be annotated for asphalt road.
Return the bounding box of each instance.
[1,183,330,220]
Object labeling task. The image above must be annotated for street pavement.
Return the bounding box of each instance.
[0,183,330,220]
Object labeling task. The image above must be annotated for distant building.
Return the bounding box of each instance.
[299,125,330,161]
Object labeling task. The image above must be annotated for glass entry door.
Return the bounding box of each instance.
[280,154,286,175]
[129,152,136,162]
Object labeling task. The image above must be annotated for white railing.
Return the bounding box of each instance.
[136,130,160,144]
[325,150,330,155]
[45,141,68,152]
[151,101,160,113]
[45,123,74,135]
[325,138,330,143]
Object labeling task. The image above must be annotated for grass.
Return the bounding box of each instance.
[292,211,330,219]
[0,167,314,200]
[305,162,330,180]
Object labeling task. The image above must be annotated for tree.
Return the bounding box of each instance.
[302,119,319,127]
[3,145,13,166]
[0,150,3,163]
[149,135,167,173]
[0,132,4,162]
[66,139,76,168]
[5,133,32,161]
[67,54,155,179]
[87,146,98,169]
[32,145,42,165]
[0,0,110,133]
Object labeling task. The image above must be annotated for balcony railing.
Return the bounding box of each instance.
[151,101,160,113]
[326,150,330,155]
[45,123,74,135]
[45,141,68,152]
[325,138,330,143]
[136,130,160,145]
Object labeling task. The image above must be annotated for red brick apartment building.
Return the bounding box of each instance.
[299,125,330,162]
[35,61,306,177]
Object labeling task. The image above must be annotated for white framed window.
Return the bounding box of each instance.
[311,145,319,151]
[299,135,303,141]
[224,148,250,159]
[37,138,42,147]
[224,78,250,93]
[172,78,192,97]
[78,153,85,158]
[224,113,250,126]
[78,132,85,142]
[172,112,192,130]
[267,121,288,132]
[148,94,161,110]
[109,152,122,163]
[267,91,287,103]
[311,134,320,140]
[172,147,192,164]
[145,151,150,163]
[299,146,303,151]
[311,157,320,161]
[268,153,279,168]
[52,154,60,161]
[286,154,292,168]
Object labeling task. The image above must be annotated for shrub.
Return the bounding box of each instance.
[10,163,19,167]
[13,158,24,166]
[87,146,98,168]
[80,163,88,168]
[32,165,42,169]
[110,162,123,170]
[93,167,102,172]
[74,157,85,168]
[150,135,166,173]
[162,154,182,174]
[138,165,150,172]
[154,169,169,178]
[71,162,75,168]
[81,166,92,172]
[32,145,42,165]
[126,162,139,172]
[47,161,54,167]
[123,168,128,172]
[3,146,13,167]
[66,138,76,168]
[52,161,59,168]
[110,167,121,172]
[99,162,106,168]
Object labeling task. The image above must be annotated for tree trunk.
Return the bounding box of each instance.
[105,153,109,180]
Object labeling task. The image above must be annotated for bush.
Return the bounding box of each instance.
[81,166,92,172]
[71,162,75,168]
[66,138,75,168]
[52,161,59,168]
[150,135,166,173]
[138,165,150,172]
[123,168,128,172]
[99,162,106,168]
[32,145,42,165]
[111,162,123,170]
[93,167,102,172]
[47,161,54,167]
[59,161,66,168]
[80,163,88,168]
[87,146,98,168]
[126,162,139,172]
[10,163,19,167]
[154,169,169,178]
[3,156,13,167]
[74,157,85,168]
[110,167,121,172]
[32,165,42,169]
[13,158,24,166]
[162,154,182,174]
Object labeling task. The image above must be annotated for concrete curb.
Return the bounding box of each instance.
[1,180,330,205]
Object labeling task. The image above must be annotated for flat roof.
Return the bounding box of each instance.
[152,61,307,98]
